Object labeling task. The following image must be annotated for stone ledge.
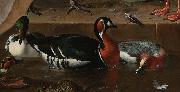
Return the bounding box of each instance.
[1,0,179,35]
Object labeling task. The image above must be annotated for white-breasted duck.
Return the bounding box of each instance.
[119,40,166,74]
[5,16,120,70]
[5,17,40,60]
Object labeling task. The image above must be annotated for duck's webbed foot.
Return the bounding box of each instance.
[151,6,169,16]
[151,0,170,16]
[27,2,42,16]
[167,11,180,21]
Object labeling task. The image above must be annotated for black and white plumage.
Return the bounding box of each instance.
[5,16,119,70]
[5,32,105,70]
[25,33,105,70]
[5,34,40,60]
[125,13,144,27]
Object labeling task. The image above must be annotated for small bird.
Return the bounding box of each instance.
[5,16,119,70]
[125,13,144,27]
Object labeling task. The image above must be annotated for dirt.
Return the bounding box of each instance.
[0,0,179,35]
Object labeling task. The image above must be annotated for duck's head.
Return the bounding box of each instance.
[15,16,29,44]
[94,17,117,48]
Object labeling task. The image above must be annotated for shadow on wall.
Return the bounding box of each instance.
[0,0,15,24]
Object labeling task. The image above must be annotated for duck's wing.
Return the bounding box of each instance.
[50,34,101,61]
[27,33,105,69]
[26,33,56,57]
[26,33,102,62]
[119,40,161,57]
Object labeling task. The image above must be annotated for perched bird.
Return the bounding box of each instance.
[5,16,119,70]
[125,13,144,27]
[119,40,166,74]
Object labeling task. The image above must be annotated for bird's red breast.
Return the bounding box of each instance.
[140,48,166,70]
[100,33,120,68]
[145,55,165,70]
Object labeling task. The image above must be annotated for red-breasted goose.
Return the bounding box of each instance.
[5,16,119,70]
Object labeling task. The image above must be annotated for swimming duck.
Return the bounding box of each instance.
[119,40,166,74]
[5,16,119,70]
[5,17,40,61]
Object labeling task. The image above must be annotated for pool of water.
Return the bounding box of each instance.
[0,24,180,92]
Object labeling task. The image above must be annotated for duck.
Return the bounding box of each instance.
[4,17,40,61]
[119,40,166,74]
[5,16,119,70]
